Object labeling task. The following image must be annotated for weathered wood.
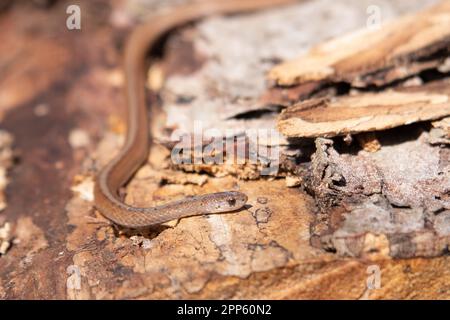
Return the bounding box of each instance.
[1,0,449,300]
[308,136,450,258]
[268,1,450,88]
[266,0,450,260]
[429,116,450,144]
[278,85,450,138]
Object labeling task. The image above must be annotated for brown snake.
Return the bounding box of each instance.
[94,0,295,228]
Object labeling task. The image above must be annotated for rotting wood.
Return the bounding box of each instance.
[307,137,450,258]
[268,1,450,88]
[277,88,450,138]
[263,1,450,259]
[1,0,450,300]
[0,130,13,213]
[429,116,450,144]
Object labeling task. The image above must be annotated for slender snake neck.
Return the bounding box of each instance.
[94,0,295,228]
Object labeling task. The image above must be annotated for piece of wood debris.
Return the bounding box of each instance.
[308,136,450,258]
[433,116,450,133]
[0,222,11,255]
[71,176,94,202]
[268,1,450,88]
[0,130,14,212]
[285,175,302,187]
[356,133,381,153]
[68,129,91,149]
[429,116,450,144]
[277,90,450,138]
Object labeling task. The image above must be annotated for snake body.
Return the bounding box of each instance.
[94,0,295,228]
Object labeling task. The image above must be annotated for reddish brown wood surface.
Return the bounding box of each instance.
[0,0,449,300]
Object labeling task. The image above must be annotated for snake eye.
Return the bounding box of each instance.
[227,198,236,207]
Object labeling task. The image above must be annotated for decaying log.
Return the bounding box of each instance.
[265,0,450,260]
[1,0,450,300]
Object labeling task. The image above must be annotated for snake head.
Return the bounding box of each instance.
[202,191,248,213]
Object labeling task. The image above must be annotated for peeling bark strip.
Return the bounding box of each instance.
[277,89,450,138]
[268,1,450,88]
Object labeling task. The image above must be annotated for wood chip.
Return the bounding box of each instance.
[356,132,381,153]
[0,222,11,255]
[429,116,450,144]
[68,129,90,149]
[71,176,94,202]
[0,130,13,212]
[432,116,450,136]
[285,175,302,187]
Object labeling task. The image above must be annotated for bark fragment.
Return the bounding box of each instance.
[268,1,450,88]
[278,88,450,138]
[308,134,450,258]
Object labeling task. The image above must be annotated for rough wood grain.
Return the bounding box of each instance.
[268,1,450,88]
[278,84,450,138]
